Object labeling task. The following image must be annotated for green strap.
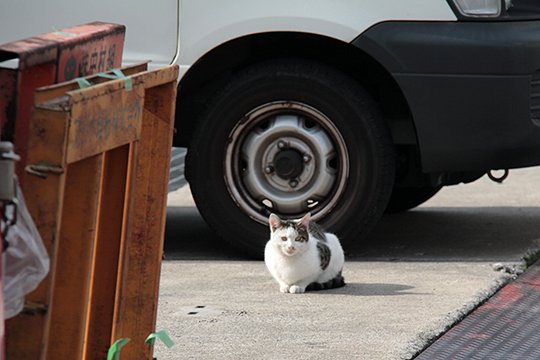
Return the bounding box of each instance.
[145,330,175,348]
[75,77,91,89]
[107,338,130,360]
[53,31,77,37]
[97,69,133,90]
[75,69,132,90]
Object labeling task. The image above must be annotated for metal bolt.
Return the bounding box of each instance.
[277,141,287,149]
[303,154,312,163]
[289,180,298,188]
[264,166,274,174]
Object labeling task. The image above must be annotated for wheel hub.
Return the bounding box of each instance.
[274,148,304,180]
[224,101,349,223]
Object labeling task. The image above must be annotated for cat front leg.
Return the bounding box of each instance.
[289,283,309,294]
[289,285,305,293]
[289,278,314,293]
[277,281,291,293]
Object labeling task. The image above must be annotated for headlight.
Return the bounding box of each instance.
[451,0,512,18]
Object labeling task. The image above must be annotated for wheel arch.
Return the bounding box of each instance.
[174,31,417,150]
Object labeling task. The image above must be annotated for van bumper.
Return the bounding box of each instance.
[353,21,540,172]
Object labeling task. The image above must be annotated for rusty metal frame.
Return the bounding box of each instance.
[6,63,178,359]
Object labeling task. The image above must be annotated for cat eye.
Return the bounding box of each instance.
[295,236,305,242]
[281,236,287,241]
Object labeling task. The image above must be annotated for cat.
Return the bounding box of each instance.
[264,212,345,293]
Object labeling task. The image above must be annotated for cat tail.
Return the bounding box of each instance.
[306,271,345,291]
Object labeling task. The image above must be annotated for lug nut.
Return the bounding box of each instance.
[289,180,298,188]
[303,154,312,163]
[264,166,274,174]
[277,141,287,149]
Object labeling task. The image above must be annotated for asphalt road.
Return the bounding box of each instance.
[157,167,540,359]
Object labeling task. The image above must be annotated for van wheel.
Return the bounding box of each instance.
[186,60,395,258]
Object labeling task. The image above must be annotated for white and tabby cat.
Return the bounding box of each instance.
[264,213,345,293]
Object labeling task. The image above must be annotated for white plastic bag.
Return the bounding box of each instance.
[2,184,49,319]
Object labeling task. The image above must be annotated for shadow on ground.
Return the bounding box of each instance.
[164,207,244,260]
[307,282,419,296]
[164,206,540,262]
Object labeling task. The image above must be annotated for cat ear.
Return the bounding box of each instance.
[297,212,311,230]
[269,213,282,232]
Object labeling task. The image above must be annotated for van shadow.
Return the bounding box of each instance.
[164,206,540,262]
[164,207,247,260]
[349,206,540,262]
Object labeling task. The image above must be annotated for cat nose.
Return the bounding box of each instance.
[287,246,295,251]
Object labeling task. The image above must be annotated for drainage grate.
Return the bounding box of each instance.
[180,305,223,318]
[415,263,540,360]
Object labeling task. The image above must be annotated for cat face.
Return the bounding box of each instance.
[268,213,311,256]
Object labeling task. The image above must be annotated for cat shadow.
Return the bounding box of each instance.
[311,282,424,297]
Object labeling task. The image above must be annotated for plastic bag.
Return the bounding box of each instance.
[2,184,50,319]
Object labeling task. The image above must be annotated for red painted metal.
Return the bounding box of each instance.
[0,69,16,140]
[12,63,56,178]
[0,207,4,360]
[416,262,540,359]
[0,21,125,183]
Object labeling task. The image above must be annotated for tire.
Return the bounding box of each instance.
[186,59,395,258]
[385,186,442,213]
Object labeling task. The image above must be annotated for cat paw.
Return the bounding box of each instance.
[289,285,305,294]
[279,285,290,293]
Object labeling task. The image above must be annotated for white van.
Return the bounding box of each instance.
[1,0,540,256]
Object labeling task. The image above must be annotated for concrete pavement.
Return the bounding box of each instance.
[156,261,509,359]
[156,167,540,359]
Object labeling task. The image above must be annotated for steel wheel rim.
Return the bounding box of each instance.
[225,101,349,224]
